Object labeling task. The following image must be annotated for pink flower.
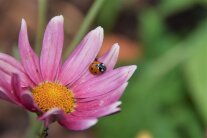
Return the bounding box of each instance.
[0,15,137,130]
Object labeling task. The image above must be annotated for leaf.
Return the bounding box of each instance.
[184,43,207,124]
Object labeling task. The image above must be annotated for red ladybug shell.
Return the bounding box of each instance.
[89,60,106,75]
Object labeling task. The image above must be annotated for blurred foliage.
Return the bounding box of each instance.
[185,42,207,124]
[96,0,207,138]
[96,0,123,32]
[158,0,197,16]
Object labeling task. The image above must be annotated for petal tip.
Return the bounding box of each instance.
[51,15,64,23]
[20,19,27,30]
[94,26,104,36]
[116,101,122,106]
[96,26,103,31]
[89,119,98,128]
[130,65,137,72]
[123,82,129,88]
[126,65,137,80]
[113,43,119,46]
[21,18,26,24]
[112,43,120,51]
[79,119,98,131]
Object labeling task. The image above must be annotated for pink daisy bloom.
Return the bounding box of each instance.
[0,15,137,130]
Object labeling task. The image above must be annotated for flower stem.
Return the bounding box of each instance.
[63,0,105,59]
[26,112,49,138]
[35,0,48,54]
[37,126,48,138]
[25,112,43,138]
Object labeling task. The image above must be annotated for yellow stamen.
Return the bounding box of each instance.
[32,82,76,113]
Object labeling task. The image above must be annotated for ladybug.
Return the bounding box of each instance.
[89,59,106,75]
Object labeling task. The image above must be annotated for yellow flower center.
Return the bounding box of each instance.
[32,82,76,113]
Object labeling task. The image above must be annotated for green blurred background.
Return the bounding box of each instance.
[0,0,206,138]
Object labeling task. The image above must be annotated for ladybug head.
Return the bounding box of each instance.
[98,63,106,73]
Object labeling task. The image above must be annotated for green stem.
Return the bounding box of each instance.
[63,0,105,59]
[37,125,48,138]
[35,0,48,54]
[25,112,43,138]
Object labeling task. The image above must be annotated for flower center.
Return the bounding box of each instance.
[32,82,76,113]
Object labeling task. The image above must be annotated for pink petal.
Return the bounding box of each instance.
[18,19,42,85]
[76,83,128,110]
[98,43,120,70]
[73,65,137,98]
[72,43,120,87]
[58,27,103,86]
[38,108,65,127]
[11,74,40,111]
[58,115,98,131]
[40,15,64,81]
[0,87,16,104]
[0,71,11,91]
[0,53,34,87]
[0,72,18,104]
[11,74,22,102]
[20,91,41,112]
[73,101,121,118]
